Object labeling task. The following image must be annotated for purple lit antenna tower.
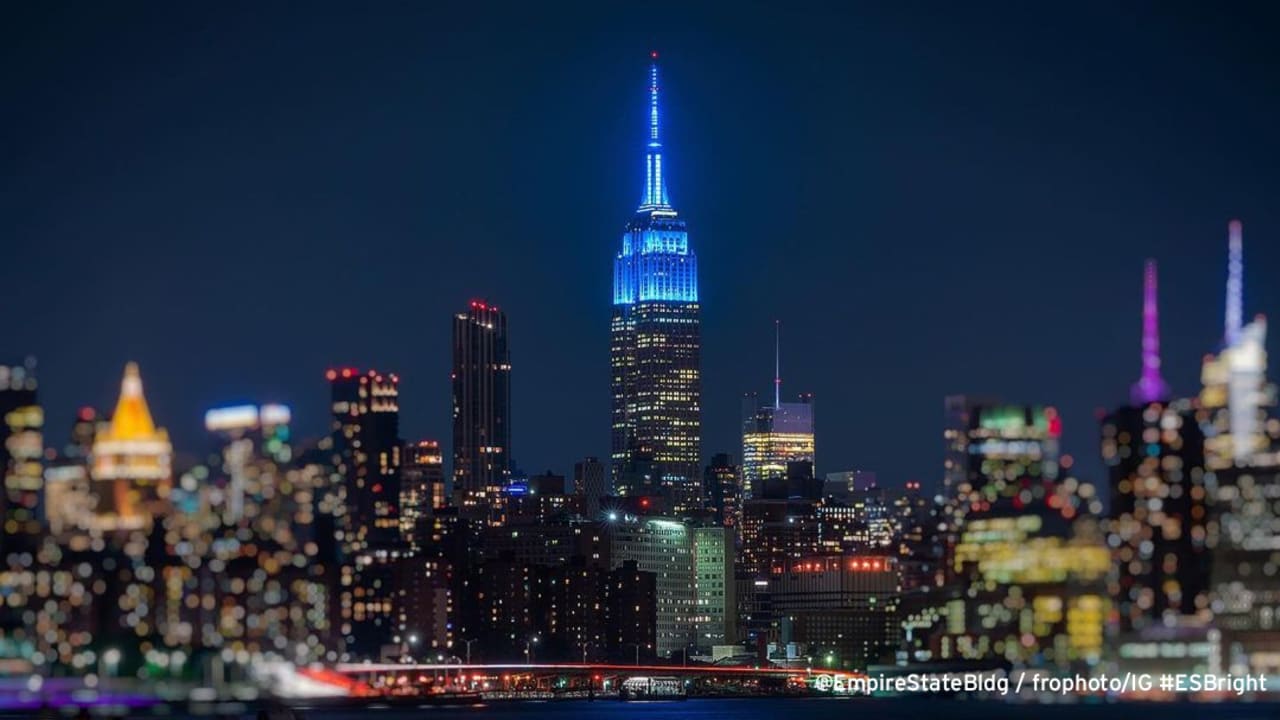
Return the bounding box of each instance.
[1130,259,1172,406]
[1225,219,1243,347]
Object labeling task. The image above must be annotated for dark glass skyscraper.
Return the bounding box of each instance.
[327,367,402,551]
[1102,261,1209,632]
[611,54,702,511]
[452,300,511,524]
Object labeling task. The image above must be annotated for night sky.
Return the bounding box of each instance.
[4,2,1279,489]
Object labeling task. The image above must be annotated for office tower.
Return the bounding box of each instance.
[91,362,172,531]
[0,358,43,547]
[891,481,943,592]
[741,395,816,499]
[817,480,894,553]
[741,324,815,500]
[611,54,702,511]
[43,407,103,538]
[203,403,293,524]
[573,456,608,519]
[452,300,512,524]
[945,485,1110,669]
[693,525,736,649]
[740,497,821,579]
[769,556,901,670]
[327,368,402,551]
[942,396,1061,536]
[605,515,696,658]
[1207,460,1280,675]
[1102,260,1209,632]
[402,439,445,544]
[186,402,331,661]
[703,453,741,532]
[1199,221,1275,469]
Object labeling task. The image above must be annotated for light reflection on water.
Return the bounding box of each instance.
[292,697,1280,720]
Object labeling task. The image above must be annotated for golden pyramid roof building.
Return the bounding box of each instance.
[92,362,172,527]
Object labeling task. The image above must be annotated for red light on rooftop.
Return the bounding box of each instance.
[650,51,659,59]
[78,407,95,421]
[326,370,337,381]
[341,368,353,378]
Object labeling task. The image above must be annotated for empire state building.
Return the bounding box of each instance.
[610,54,702,511]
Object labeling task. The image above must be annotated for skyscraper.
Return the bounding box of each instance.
[0,358,42,548]
[611,54,702,512]
[91,362,172,531]
[402,439,446,544]
[1199,220,1275,469]
[741,325,815,500]
[452,300,512,524]
[573,456,608,519]
[327,367,402,551]
[942,397,1061,517]
[1102,260,1209,632]
[702,453,741,532]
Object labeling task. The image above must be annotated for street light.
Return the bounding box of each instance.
[525,635,539,664]
[580,641,593,664]
[462,638,479,665]
[625,642,641,666]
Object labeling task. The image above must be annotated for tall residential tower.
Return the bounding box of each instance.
[453,300,512,524]
[610,54,702,511]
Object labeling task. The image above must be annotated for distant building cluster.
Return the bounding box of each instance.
[2,57,1279,695]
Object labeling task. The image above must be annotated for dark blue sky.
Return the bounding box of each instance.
[4,2,1278,488]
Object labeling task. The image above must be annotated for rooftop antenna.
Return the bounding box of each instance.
[1225,219,1243,346]
[1129,259,1171,405]
[774,320,781,409]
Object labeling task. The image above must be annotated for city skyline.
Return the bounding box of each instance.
[7,4,1280,710]
[6,3,1280,489]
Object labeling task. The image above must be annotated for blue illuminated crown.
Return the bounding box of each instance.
[613,53,698,306]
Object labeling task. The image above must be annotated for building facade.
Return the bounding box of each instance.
[1102,260,1210,632]
[453,300,512,524]
[610,56,702,512]
[1,358,42,548]
[91,362,172,532]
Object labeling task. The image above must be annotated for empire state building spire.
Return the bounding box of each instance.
[640,52,671,211]
[610,53,702,518]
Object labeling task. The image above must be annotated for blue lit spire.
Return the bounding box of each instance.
[613,52,697,306]
[640,52,670,211]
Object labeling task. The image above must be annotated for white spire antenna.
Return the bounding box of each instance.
[774,320,781,409]
[1226,219,1243,346]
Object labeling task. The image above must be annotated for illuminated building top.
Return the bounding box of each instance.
[92,361,171,480]
[741,325,815,499]
[91,362,172,528]
[1199,220,1275,467]
[613,53,698,306]
[1130,259,1172,406]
